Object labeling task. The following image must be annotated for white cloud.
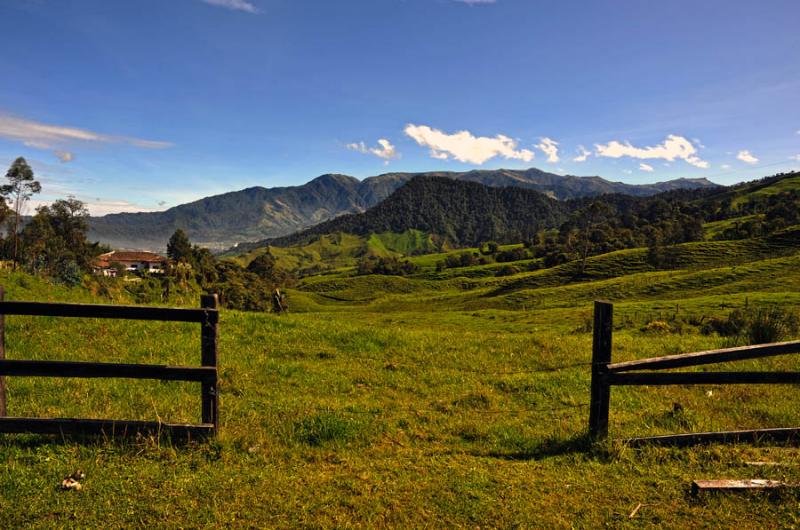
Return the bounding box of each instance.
[789,155,800,162]
[53,150,74,163]
[452,0,497,4]
[736,150,758,164]
[639,163,654,172]
[573,145,591,162]
[623,169,633,175]
[404,124,534,165]
[594,134,709,169]
[720,164,731,169]
[535,137,559,163]
[0,114,173,154]
[201,0,259,13]
[347,138,399,164]
[29,197,158,216]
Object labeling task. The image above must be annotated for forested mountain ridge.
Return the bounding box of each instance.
[241,171,800,264]
[260,177,569,249]
[87,168,718,251]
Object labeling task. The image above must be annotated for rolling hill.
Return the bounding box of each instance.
[87,168,718,251]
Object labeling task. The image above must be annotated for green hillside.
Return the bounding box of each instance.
[3,219,800,526]
[4,173,800,527]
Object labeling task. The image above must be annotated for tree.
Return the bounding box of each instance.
[20,197,94,275]
[247,249,285,283]
[167,229,193,263]
[561,201,613,275]
[2,157,41,264]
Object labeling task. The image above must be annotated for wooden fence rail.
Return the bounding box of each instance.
[0,287,219,439]
[588,300,800,446]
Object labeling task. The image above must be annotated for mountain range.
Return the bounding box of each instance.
[87,167,718,251]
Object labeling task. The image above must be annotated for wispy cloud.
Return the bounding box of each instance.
[595,135,708,169]
[53,150,74,163]
[0,114,172,162]
[404,124,534,165]
[452,0,497,4]
[736,150,758,164]
[788,155,800,162]
[573,145,591,162]
[29,197,158,216]
[534,137,559,163]
[201,0,260,13]
[347,138,399,164]
[639,163,654,172]
[720,164,731,169]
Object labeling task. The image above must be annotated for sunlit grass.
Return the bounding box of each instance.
[1,245,800,526]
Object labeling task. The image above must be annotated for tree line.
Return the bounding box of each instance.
[1,157,290,311]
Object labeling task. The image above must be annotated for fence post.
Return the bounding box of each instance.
[200,294,219,435]
[0,286,5,417]
[589,300,613,439]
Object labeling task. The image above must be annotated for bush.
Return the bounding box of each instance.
[701,307,799,344]
[356,256,419,276]
[748,308,800,344]
[495,265,520,277]
[56,259,83,287]
[495,247,529,263]
[641,320,675,334]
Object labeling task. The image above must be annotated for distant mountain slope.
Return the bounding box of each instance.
[257,177,570,249]
[87,167,718,251]
[88,174,366,251]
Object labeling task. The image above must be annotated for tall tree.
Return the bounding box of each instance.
[167,229,193,263]
[2,157,41,264]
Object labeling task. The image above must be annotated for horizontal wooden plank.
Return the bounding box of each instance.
[608,371,800,386]
[0,417,214,438]
[0,301,216,323]
[625,427,800,448]
[608,340,800,373]
[0,359,216,382]
[691,479,793,495]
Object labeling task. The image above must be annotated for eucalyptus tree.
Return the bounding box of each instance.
[2,157,41,264]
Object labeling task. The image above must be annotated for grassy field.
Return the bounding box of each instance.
[2,239,800,527]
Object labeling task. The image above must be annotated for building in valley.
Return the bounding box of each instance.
[94,251,169,277]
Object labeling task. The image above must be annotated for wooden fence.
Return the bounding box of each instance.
[589,300,800,446]
[0,287,219,439]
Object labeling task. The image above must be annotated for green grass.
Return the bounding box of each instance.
[2,236,800,527]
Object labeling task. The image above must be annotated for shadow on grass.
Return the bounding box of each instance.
[472,432,595,461]
[0,431,213,452]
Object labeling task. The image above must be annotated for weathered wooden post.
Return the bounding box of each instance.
[200,294,219,435]
[0,286,5,417]
[589,300,613,439]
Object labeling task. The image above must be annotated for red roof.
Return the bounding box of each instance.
[95,251,167,266]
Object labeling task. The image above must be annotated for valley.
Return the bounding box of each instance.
[1,170,799,527]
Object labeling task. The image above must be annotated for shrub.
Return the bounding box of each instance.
[641,320,674,334]
[747,308,800,344]
[495,265,520,277]
[701,307,799,344]
[56,259,83,287]
[495,247,529,263]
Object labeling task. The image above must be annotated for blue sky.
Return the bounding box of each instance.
[1,0,799,215]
